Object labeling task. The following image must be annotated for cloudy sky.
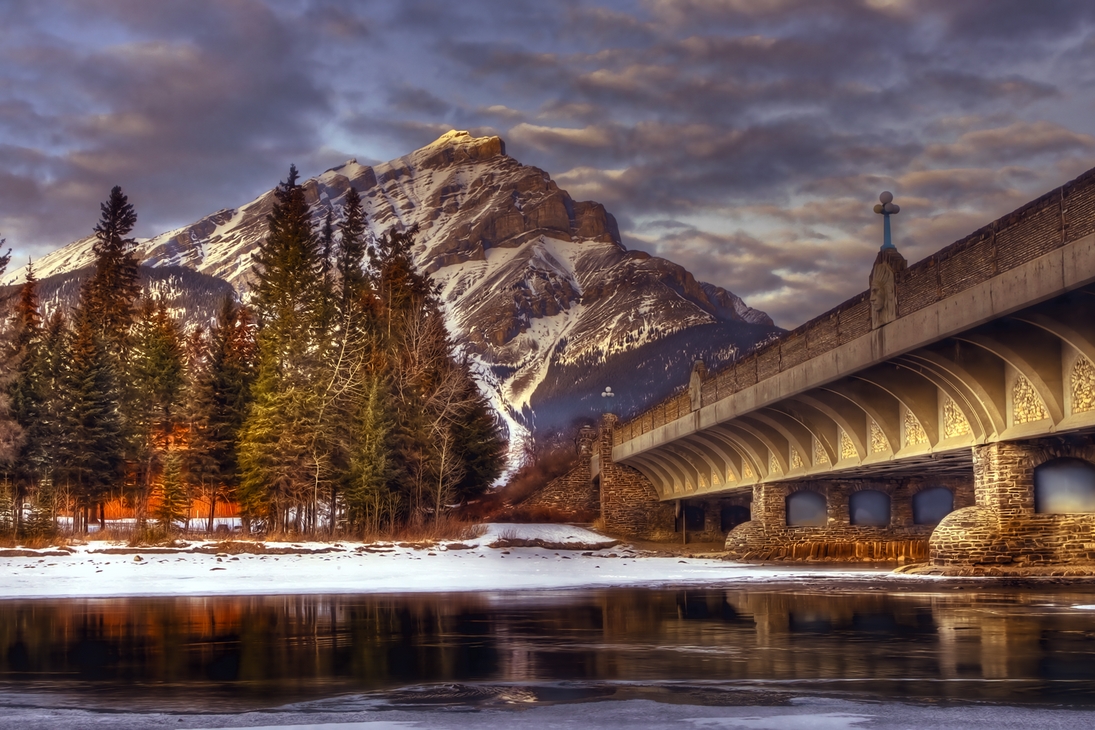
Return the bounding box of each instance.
[2,0,1095,327]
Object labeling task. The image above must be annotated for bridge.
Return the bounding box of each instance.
[593,165,1095,570]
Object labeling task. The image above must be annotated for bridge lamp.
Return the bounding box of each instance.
[601,386,615,413]
[874,191,900,250]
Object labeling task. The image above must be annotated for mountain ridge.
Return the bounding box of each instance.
[7,130,781,455]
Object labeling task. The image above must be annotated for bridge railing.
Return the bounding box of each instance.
[614,164,1095,446]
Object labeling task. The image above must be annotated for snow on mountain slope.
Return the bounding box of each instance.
[8,131,780,449]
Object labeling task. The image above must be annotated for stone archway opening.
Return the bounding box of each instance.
[786,491,826,526]
[850,490,890,526]
[1034,457,1095,514]
[913,486,954,525]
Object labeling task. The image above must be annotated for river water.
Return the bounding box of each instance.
[2,587,1095,727]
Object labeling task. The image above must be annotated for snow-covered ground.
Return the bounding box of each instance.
[0,523,911,601]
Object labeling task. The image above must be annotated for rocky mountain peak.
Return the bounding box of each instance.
[8,131,780,456]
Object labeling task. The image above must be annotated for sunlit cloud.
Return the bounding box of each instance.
[0,1,1094,326]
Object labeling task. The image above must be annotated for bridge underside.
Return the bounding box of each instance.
[618,284,1095,504]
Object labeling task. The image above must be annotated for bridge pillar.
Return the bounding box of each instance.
[930,437,1095,570]
[597,413,675,539]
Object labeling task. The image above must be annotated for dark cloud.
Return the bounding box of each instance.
[1,0,1095,327]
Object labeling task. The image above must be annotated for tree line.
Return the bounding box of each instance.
[0,167,506,539]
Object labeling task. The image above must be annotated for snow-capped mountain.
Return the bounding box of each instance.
[7,131,780,450]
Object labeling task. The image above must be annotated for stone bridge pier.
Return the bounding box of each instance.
[930,436,1095,568]
[594,414,676,539]
[590,414,1095,569]
[723,475,974,562]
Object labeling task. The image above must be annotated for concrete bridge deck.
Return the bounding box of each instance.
[589,164,1095,570]
[614,235,1095,498]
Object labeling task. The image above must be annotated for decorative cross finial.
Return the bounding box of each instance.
[873,191,900,250]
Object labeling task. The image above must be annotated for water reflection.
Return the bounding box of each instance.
[2,588,1095,709]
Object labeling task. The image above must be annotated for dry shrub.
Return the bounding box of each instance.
[0,533,68,549]
[499,505,598,524]
[358,515,484,545]
[85,526,141,543]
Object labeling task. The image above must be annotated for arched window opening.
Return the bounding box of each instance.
[850,490,890,527]
[913,487,954,525]
[786,491,827,526]
[1034,458,1095,514]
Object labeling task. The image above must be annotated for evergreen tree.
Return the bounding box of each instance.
[319,209,336,336]
[344,375,395,534]
[336,187,370,322]
[450,366,507,502]
[0,241,22,470]
[7,262,44,536]
[248,165,326,359]
[131,298,186,431]
[129,298,186,526]
[187,299,255,532]
[0,479,13,537]
[56,308,124,532]
[371,225,506,524]
[239,165,330,534]
[22,481,56,540]
[154,451,187,534]
[82,186,141,356]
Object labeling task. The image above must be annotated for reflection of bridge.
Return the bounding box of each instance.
[593,166,1095,569]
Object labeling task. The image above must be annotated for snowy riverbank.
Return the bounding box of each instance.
[0,523,916,600]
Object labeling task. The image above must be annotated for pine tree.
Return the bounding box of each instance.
[344,375,395,534]
[249,165,326,359]
[132,299,186,427]
[23,477,56,540]
[0,240,23,470]
[129,298,186,526]
[336,187,370,323]
[450,366,507,503]
[33,312,71,475]
[0,479,13,537]
[82,186,141,356]
[187,299,255,532]
[239,166,330,534]
[154,451,187,534]
[319,209,336,336]
[56,308,124,532]
[7,262,44,536]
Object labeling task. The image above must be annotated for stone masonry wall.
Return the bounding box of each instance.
[725,475,974,562]
[521,427,599,519]
[930,437,1095,567]
[597,414,675,539]
[616,164,1095,445]
[520,461,599,518]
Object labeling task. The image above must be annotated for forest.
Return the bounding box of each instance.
[0,167,507,540]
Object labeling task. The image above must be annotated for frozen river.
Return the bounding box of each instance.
[3,586,1095,728]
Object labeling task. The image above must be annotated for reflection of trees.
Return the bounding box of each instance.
[1,590,1094,705]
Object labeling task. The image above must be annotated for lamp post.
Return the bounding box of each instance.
[873,191,900,250]
[601,386,614,413]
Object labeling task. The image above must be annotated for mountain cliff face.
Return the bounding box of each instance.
[8,131,780,451]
